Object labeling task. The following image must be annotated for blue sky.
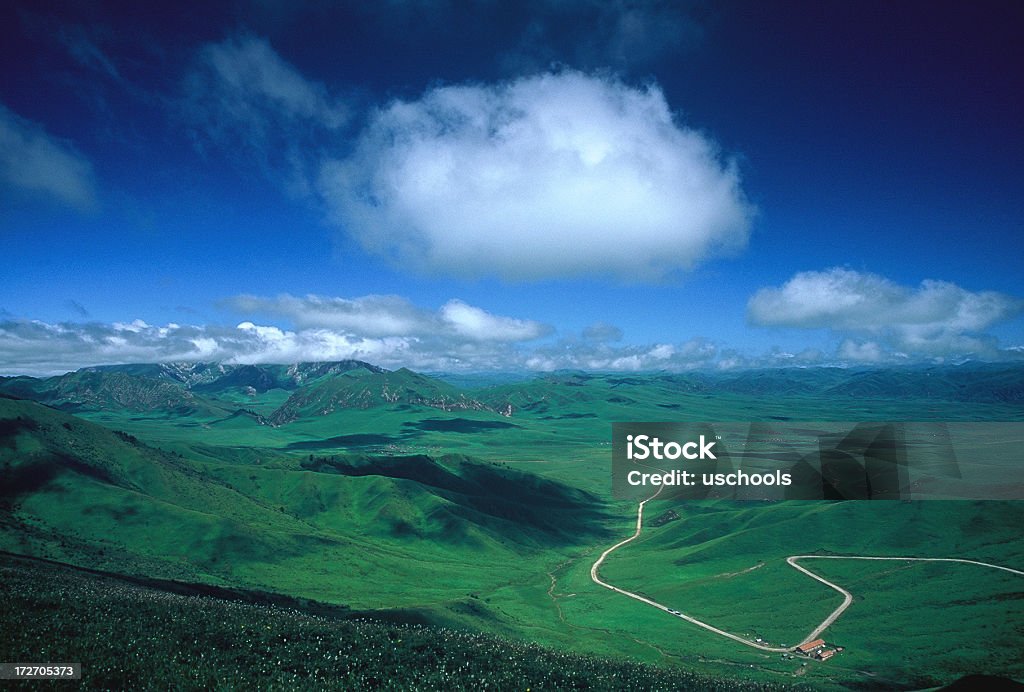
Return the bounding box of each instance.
[1,0,1022,375]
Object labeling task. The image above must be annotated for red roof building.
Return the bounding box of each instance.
[796,639,825,654]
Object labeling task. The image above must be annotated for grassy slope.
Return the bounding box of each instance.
[0,397,634,661]
[597,500,1024,687]
[2,555,779,691]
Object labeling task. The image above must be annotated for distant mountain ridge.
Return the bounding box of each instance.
[1,361,1022,425]
[0,360,496,423]
[0,370,218,416]
[85,360,384,391]
[268,367,489,425]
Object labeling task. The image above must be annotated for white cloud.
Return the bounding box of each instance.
[0,317,558,376]
[525,336,719,372]
[0,103,96,211]
[232,321,409,365]
[0,313,727,376]
[837,339,886,363]
[224,293,550,342]
[582,322,623,342]
[227,294,426,336]
[320,70,753,281]
[648,343,675,360]
[749,268,1024,358]
[0,319,415,377]
[438,300,544,342]
[5,310,1017,377]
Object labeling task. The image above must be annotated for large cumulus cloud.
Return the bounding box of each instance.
[320,70,753,281]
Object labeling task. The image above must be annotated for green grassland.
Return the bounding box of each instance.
[597,500,1024,686]
[1,362,1023,689]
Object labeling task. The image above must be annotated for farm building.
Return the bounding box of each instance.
[796,639,825,655]
[795,639,839,661]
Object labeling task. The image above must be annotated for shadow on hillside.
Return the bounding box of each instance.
[301,454,613,546]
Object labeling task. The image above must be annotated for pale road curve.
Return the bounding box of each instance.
[589,488,792,653]
[591,499,1024,654]
[788,554,1024,645]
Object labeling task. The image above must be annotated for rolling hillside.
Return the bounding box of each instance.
[269,367,492,424]
[0,395,610,612]
[2,361,1023,688]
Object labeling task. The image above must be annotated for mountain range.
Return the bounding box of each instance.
[3,361,1023,426]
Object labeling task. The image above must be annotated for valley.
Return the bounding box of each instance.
[2,361,1023,689]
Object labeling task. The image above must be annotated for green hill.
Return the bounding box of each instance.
[0,362,496,426]
[0,396,610,614]
[823,363,1024,403]
[597,499,1024,685]
[6,362,1023,430]
[299,453,608,546]
[269,367,492,424]
[0,395,345,582]
[0,370,232,417]
[475,364,1024,412]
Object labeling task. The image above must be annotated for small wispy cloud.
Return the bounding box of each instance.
[65,300,91,318]
[582,322,624,343]
[0,102,97,211]
[182,35,348,195]
[57,24,122,81]
[748,268,1024,360]
[321,70,753,281]
[502,0,706,73]
[439,300,549,342]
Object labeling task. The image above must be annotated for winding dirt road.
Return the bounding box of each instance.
[590,499,1024,653]
[788,554,1024,645]
[590,489,792,653]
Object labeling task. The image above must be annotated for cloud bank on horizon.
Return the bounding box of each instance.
[0,315,727,377]
[3,274,1022,376]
